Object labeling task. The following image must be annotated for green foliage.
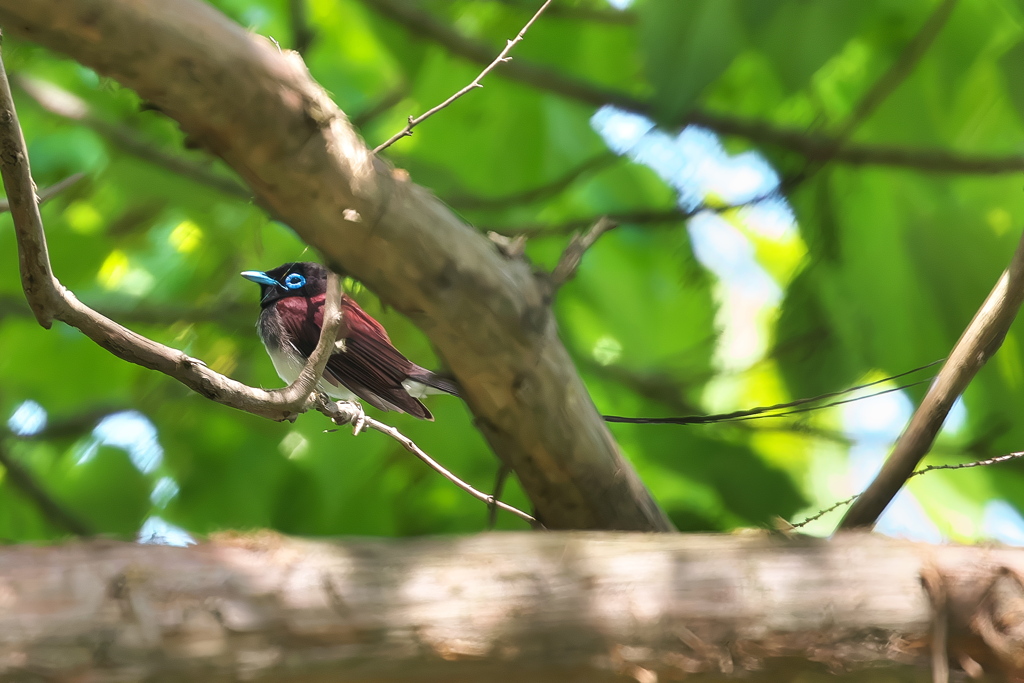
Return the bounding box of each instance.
[3,0,1024,543]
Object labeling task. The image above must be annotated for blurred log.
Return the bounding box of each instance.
[1,532,1023,682]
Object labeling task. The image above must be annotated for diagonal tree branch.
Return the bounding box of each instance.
[0,439,93,536]
[839,227,1024,529]
[361,0,1024,177]
[0,0,673,531]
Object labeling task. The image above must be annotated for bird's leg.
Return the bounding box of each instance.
[332,399,367,436]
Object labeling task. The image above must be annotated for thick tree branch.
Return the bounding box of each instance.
[840,227,1024,529]
[3,533,1024,681]
[362,0,1024,177]
[0,0,672,531]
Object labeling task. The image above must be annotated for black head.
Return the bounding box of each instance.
[241,262,328,308]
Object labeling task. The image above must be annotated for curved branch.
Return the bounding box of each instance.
[0,0,672,531]
[0,48,344,421]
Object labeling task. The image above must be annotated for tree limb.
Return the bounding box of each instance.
[0,0,672,531]
[839,227,1024,529]
[0,440,92,536]
[3,532,1024,680]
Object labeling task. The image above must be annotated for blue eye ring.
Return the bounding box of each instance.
[284,273,306,289]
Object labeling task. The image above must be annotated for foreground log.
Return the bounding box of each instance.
[2,532,1024,681]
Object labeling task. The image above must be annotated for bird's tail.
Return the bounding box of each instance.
[405,368,461,398]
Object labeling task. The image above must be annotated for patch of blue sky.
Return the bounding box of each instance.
[76,410,164,476]
[606,0,633,10]
[7,399,47,436]
[151,475,180,509]
[138,516,195,547]
[983,500,1024,546]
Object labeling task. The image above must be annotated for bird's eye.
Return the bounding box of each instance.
[284,273,306,289]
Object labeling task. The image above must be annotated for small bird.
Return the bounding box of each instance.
[241,262,459,420]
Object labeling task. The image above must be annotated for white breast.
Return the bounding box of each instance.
[267,344,357,400]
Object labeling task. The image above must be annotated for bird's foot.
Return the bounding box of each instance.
[332,400,367,436]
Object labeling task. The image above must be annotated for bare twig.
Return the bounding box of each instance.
[17,76,251,200]
[321,399,539,526]
[0,47,344,421]
[363,0,1024,177]
[287,0,315,55]
[0,172,84,213]
[793,450,1024,529]
[839,228,1024,530]
[373,0,554,153]
[0,440,92,536]
[550,216,617,290]
[446,152,618,210]
[487,463,512,529]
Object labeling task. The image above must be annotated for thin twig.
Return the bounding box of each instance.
[0,172,84,214]
[17,76,251,200]
[0,440,92,536]
[0,46,344,422]
[487,463,512,529]
[321,399,539,526]
[363,0,1024,177]
[839,227,1024,530]
[792,450,1024,529]
[550,216,617,290]
[373,0,554,153]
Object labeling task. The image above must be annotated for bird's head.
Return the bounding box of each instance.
[240,261,329,308]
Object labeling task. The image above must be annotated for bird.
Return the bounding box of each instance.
[241,262,459,420]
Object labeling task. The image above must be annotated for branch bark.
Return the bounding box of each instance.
[3,532,1024,681]
[0,0,672,531]
[839,228,1024,529]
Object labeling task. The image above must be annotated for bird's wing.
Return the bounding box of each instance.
[276,294,431,419]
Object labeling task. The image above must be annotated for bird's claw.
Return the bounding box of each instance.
[330,400,366,436]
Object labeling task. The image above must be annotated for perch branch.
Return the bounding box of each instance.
[0,46,344,420]
[0,0,673,531]
[373,0,554,152]
[322,400,538,526]
[839,227,1024,529]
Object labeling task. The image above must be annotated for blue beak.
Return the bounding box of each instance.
[240,270,281,288]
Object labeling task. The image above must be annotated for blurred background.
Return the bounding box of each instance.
[2,0,1024,544]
